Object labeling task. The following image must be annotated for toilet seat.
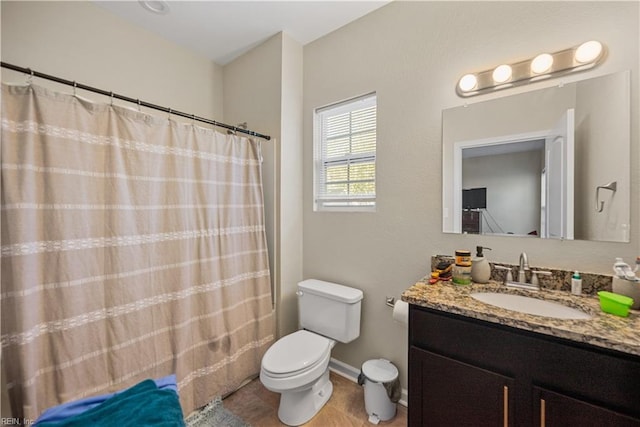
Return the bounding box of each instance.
[262,330,332,377]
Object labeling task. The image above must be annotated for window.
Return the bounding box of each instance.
[313,93,377,212]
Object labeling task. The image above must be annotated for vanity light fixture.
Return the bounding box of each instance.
[456,40,606,97]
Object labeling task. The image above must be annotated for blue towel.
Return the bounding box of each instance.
[35,375,179,425]
[35,378,184,427]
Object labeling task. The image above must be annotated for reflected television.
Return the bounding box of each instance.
[463,187,486,210]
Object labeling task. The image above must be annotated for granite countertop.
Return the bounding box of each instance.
[402,278,640,357]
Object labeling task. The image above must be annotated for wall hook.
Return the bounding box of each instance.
[595,181,617,212]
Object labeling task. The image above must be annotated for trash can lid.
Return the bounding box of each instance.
[362,359,398,383]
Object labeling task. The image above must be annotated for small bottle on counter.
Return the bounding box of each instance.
[571,271,582,295]
[453,249,472,285]
[455,250,472,267]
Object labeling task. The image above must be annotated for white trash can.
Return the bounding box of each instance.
[361,359,398,424]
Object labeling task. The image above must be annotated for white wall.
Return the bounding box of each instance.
[303,1,639,391]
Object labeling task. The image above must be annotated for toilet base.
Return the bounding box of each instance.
[277,370,333,426]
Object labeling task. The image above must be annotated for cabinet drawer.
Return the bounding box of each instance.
[409,304,523,373]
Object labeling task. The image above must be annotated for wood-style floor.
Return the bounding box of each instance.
[223,371,408,427]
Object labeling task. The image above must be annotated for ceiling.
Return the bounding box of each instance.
[94,1,390,65]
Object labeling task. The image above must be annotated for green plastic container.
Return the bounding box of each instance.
[597,291,634,317]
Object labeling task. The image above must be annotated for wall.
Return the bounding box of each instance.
[223,33,304,338]
[574,73,631,241]
[303,1,639,392]
[1,1,223,119]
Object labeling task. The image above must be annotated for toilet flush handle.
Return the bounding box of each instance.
[296,290,304,297]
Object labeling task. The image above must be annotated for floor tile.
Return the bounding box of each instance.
[223,372,407,426]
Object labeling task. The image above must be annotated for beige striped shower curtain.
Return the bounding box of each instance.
[1,83,274,420]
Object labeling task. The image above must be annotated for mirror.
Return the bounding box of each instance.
[442,71,630,242]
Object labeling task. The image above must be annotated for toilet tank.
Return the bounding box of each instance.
[297,279,363,343]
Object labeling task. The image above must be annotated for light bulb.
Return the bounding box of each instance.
[575,40,603,63]
[531,53,553,74]
[458,74,478,92]
[492,65,512,83]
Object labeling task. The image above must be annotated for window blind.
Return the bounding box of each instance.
[313,93,377,211]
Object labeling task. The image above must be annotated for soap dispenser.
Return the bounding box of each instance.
[471,246,492,283]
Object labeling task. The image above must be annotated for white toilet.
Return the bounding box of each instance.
[260,279,363,426]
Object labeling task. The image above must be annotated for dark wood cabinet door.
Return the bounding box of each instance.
[533,387,640,427]
[409,346,514,427]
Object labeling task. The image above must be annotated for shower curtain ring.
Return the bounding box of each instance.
[26,69,34,84]
[73,81,77,96]
[110,92,114,106]
[168,108,172,121]
[137,99,141,111]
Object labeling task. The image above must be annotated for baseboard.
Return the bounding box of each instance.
[329,358,408,407]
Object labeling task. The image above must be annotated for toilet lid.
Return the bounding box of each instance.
[262,330,331,375]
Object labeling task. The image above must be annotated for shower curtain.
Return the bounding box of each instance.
[0,83,274,420]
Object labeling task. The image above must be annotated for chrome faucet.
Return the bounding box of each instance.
[518,252,530,283]
[503,252,549,291]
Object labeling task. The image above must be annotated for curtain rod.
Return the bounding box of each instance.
[0,61,271,141]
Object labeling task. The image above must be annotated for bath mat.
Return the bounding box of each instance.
[185,396,250,427]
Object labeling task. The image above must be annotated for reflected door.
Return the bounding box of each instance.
[544,109,574,239]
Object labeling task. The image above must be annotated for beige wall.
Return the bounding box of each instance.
[278,34,305,337]
[223,32,304,338]
[1,1,223,119]
[574,73,631,241]
[223,33,283,325]
[303,1,639,390]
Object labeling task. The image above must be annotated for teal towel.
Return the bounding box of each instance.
[37,380,185,427]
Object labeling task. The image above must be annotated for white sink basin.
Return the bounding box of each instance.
[470,292,592,320]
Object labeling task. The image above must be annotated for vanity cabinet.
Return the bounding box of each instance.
[408,304,640,426]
